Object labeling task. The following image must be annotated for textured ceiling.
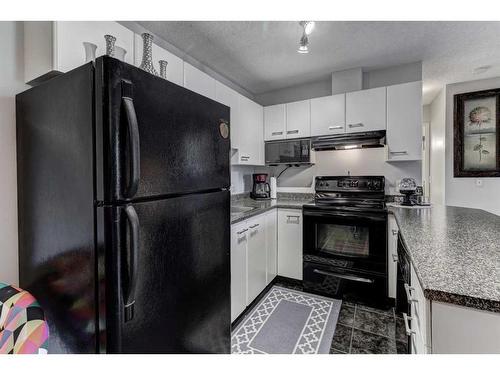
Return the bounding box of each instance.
[138,21,500,104]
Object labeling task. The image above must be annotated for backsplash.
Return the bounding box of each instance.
[254,147,422,195]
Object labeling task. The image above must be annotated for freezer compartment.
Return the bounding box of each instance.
[303,261,390,309]
[95,56,230,203]
[101,190,230,353]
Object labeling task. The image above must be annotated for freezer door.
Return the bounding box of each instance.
[95,56,230,203]
[101,190,230,353]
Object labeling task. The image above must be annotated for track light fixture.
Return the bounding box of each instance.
[298,21,315,54]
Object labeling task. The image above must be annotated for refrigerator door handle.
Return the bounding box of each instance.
[124,205,139,322]
[122,91,140,199]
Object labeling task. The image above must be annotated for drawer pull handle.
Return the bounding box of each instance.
[392,253,398,262]
[237,228,248,235]
[390,151,408,155]
[402,313,417,336]
[313,269,374,284]
[240,156,250,161]
[249,224,259,229]
[328,125,343,130]
[286,215,300,224]
[392,229,398,235]
[271,131,283,136]
[287,130,299,134]
[404,283,418,303]
[348,123,364,128]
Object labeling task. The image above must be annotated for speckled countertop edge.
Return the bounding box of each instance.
[388,205,500,313]
[231,193,313,224]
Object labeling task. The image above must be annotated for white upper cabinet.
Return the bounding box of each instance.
[215,82,241,150]
[386,81,423,161]
[264,104,286,141]
[183,62,216,100]
[24,21,134,84]
[346,86,386,133]
[236,96,264,166]
[310,94,346,136]
[285,100,311,139]
[133,34,183,86]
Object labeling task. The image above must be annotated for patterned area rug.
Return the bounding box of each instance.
[231,286,341,354]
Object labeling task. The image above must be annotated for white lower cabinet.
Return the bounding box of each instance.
[277,209,303,280]
[387,214,399,299]
[265,209,278,284]
[246,215,267,304]
[230,209,279,322]
[230,221,248,322]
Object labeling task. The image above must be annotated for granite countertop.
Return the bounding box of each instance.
[389,204,500,313]
[231,193,313,224]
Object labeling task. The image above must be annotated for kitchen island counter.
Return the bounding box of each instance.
[389,204,500,313]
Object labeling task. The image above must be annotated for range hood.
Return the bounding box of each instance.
[311,130,386,151]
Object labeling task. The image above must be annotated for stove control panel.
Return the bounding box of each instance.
[315,176,385,193]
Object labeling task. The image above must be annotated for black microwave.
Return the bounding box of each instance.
[265,138,314,166]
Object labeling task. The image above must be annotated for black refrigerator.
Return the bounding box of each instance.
[16,56,231,354]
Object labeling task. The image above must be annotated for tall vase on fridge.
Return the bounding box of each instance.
[139,33,158,76]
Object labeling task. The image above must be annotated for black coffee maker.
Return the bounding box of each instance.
[250,173,271,200]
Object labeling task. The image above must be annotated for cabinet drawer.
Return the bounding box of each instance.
[303,262,387,304]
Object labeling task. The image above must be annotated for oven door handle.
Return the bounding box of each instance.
[303,210,386,222]
[312,269,374,284]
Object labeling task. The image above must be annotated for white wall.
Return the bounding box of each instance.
[430,89,446,205]
[445,77,500,216]
[231,165,255,194]
[0,22,27,285]
[258,148,422,195]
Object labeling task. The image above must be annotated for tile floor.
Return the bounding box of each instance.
[273,279,408,354]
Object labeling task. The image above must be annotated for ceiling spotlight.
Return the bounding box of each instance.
[301,21,315,35]
[297,33,309,54]
[297,21,314,54]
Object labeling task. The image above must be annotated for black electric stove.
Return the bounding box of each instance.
[302,176,389,308]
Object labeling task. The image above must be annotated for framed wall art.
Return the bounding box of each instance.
[454,88,500,177]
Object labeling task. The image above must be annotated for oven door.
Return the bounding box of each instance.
[303,207,387,274]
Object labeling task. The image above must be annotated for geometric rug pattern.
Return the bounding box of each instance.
[231,286,341,354]
[0,283,49,354]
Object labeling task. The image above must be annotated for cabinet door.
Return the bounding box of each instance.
[386,81,422,161]
[310,94,346,136]
[183,62,216,100]
[286,100,311,139]
[56,21,135,72]
[277,209,303,280]
[231,221,248,322]
[247,215,267,304]
[237,96,264,166]
[133,34,183,86]
[264,104,286,141]
[215,82,241,150]
[265,209,278,284]
[387,214,399,299]
[346,87,386,133]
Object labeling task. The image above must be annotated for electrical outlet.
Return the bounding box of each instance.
[475,179,483,188]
